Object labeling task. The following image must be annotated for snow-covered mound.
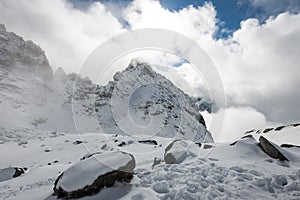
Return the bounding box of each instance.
[243,123,300,146]
[95,60,212,142]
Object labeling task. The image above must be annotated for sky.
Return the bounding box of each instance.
[0,0,300,142]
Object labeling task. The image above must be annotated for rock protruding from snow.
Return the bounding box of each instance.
[281,143,300,148]
[53,151,135,198]
[164,140,197,164]
[0,24,6,31]
[152,157,162,169]
[0,167,26,182]
[259,136,289,161]
[95,60,212,143]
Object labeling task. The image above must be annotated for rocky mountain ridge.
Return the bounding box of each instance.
[0,24,211,143]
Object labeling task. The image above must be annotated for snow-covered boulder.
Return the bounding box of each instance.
[0,167,26,182]
[259,136,289,161]
[164,140,197,164]
[54,151,135,198]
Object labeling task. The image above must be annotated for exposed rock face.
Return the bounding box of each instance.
[95,60,212,143]
[53,151,135,198]
[230,134,254,146]
[138,140,158,145]
[0,24,53,80]
[259,136,289,161]
[281,144,300,148]
[0,167,26,182]
[0,25,98,141]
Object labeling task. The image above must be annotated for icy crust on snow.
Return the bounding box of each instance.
[55,151,134,192]
[95,60,211,142]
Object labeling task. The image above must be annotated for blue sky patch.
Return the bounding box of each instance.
[70,0,300,38]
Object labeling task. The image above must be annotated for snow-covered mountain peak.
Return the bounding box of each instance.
[0,24,52,81]
[95,60,212,142]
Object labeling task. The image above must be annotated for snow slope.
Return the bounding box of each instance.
[0,130,299,200]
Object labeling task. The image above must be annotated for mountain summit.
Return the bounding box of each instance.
[95,60,212,142]
[0,24,52,81]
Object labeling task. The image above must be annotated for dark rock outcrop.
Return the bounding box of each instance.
[230,134,254,146]
[258,136,288,161]
[0,167,27,182]
[281,144,300,148]
[138,140,158,145]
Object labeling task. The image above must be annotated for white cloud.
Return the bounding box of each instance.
[124,0,217,40]
[203,106,278,143]
[215,13,300,123]
[0,0,124,73]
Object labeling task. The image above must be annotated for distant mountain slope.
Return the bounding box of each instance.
[0,24,99,141]
[0,24,211,143]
